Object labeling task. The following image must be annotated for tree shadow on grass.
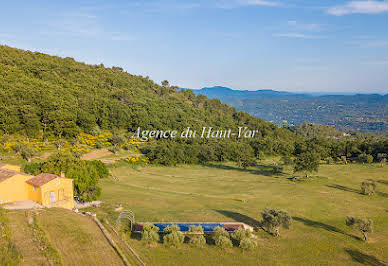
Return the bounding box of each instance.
[293,217,360,240]
[215,209,261,229]
[326,184,388,198]
[326,184,362,195]
[376,191,388,198]
[375,180,388,186]
[204,163,284,177]
[345,249,387,266]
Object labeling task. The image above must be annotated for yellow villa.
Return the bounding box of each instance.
[0,163,74,209]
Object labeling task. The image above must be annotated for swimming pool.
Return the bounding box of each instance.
[134,222,244,233]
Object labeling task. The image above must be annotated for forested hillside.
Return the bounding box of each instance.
[0,46,291,140]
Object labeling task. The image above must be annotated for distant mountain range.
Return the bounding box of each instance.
[189,86,388,134]
[192,86,301,98]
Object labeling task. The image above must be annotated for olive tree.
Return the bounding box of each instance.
[239,238,257,251]
[163,225,184,247]
[346,216,373,241]
[54,139,66,151]
[213,226,232,248]
[261,208,292,236]
[231,228,252,243]
[361,181,376,195]
[141,224,160,245]
[293,151,320,177]
[188,225,206,247]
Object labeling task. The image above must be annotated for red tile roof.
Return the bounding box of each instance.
[26,173,59,187]
[0,168,31,183]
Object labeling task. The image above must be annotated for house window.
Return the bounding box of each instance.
[33,186,37,192]
[56,180,60,185]
[0,200,3,204]
[6,198,10,202]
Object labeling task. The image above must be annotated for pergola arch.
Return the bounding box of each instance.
[116,210,135,231]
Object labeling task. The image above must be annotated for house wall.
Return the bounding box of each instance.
[40,177,74,209]
[27,183,42,203]
[0,174,31,204]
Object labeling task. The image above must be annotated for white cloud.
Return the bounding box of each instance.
[328,1,388,15]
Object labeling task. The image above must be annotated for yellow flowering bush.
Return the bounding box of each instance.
[122,156,149,165]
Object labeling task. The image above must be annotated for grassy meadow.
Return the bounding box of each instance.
[94,161,388,265]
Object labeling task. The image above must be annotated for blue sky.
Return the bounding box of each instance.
[1,0,388,93]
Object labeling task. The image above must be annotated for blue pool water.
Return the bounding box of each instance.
[152,223,227,233]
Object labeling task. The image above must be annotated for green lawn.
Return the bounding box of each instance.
[96,162,388,265]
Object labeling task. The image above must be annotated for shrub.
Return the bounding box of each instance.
[361,181,376,195]
[141,224,160,244]
[231,228,252,242]
[215,236,233,249]
[239,238,257,251]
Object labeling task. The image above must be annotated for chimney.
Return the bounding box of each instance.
[60,172,65,178]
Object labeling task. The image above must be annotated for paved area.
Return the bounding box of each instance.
[2,199,43,210]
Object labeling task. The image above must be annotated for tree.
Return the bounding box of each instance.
[20,146,36,162]
[346,216,373,241]
[361,181,376,195]
[357,153,373,164]
[215,236,233,248]
[12,142,36,162]
[188,225,206,247]
[261,208,292,236]
[213,226,229,240]
[38,152,103,201]
[234,144,256,169]
[163,225,184,247]
[141,224,160,245]
[213,226,233,248]
[293,151,320,177]
[377,153,387,167]
[110,133,126,150]
[161,80,170,88]
[54,139,66,151]
[239,238,257,251]
[231,228,252,243]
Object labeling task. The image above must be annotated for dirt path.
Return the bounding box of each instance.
[81,148,112,160]
[7,211,49,266]
[104,220,146,266]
